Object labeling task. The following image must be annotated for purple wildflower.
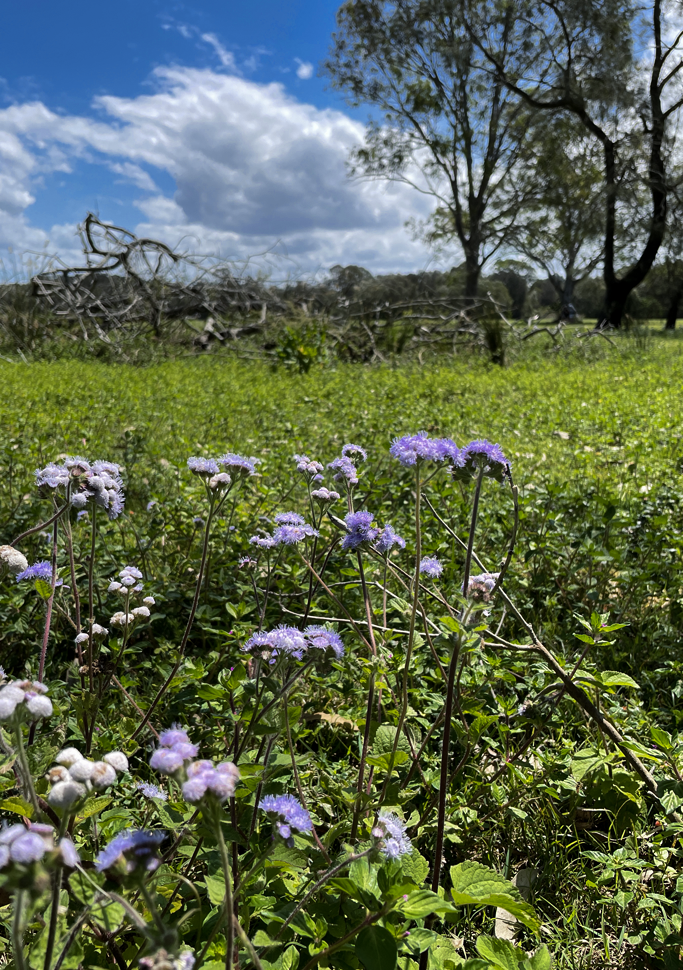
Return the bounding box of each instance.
[218,453,259,477]
[390,432,458,466]
[373,811,412,859]
[182,760,239,804]
[374,524,406,555]
[238,556,257,568]
[311,487,340,504]
[304,626,344,659]
[150,748,184,774]
[465,572,500,602]
[453,440,509,483]
[260,794,313,841]
[342,511,379,551]
[242,626,308,662]
[95,829,164,874]
[250,535,276,549]
[327,456,358,485]
[9,831,48,864]
[272,523,318,545]
[187,457,219,477]
[159,727,191,747]
[35,462,71,490]
[419,557,443,579]
[275,512,305,526]
[341,443,367,461]
[16,561,62,585]
[294,454,324,478]
[136,782,168,801]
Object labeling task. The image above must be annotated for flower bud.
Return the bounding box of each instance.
[47,780,86,810]
[103,751,128,773]
[91,762,117,788]
[56,747,83,768]
[68,759,95,782]
[0,546,28,577]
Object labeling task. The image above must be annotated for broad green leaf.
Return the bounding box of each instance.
[526,947,552,970]
[650,727,673,751]
[0,796,33,817]
[34,578,53,600]
[401,849,430,886]
[397,890,455,919]
[355,925,397,970]
[570,750,607,782]
[75,796,112,821]
[449,863,540,932]
[475,936,521,969]
[598,671,640,689]
[204,873,227,906]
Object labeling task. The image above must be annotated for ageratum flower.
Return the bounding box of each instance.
[249,535,276,549]
[136,782,168,801]
[49,458,126,520]
[452,440,509,483]
[218,453,259,477]
[311,487,340,504]
[35,462,71,490]
[274,512,305,526]
[419,557,443,579]
[272,523,319,545]
[242,626,308,662]
[341,443,368,462]
[390,432,459,467]
[327,455,358,485]
[182,760,240,804]
[95,829,164,875]
[16,561,63,587]
[150,728,199,774]
[372,811,412,859]
[465,571,500,602]
[260,794,313,841]
[187,457,219,477]
[0,680,52,721]
[304,626,344,659]
[293,454,324,479]
[342,511,379,551]
[374,524,406,555]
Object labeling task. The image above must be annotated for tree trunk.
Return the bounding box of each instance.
[463,251,481,303]
[600,286,629,330]
[665,280,683,330]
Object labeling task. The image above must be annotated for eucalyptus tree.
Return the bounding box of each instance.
[466,0,683,328]
[512,113,605,309]
[324,0,534,301]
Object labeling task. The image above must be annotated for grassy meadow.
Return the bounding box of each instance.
[2,339,683,968]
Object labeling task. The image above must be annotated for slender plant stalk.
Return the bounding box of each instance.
[233,917,265,970]
[132,497,216,740]
[351,551,378,840]
[10,504,68,548]
[87,511,97,696]
[214,806,236,970]
[283,691,331,862]
[14,723,40,818]
[43,815,69,970]
[12,890,27,970]
[377,462,422,808]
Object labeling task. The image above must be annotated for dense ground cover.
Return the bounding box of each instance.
[0,342,683,969]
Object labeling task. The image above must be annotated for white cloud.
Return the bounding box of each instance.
[295,59,315,80]
[0,66,444,274]
[200,33,237,71]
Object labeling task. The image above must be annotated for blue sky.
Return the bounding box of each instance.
[0,2,440,276]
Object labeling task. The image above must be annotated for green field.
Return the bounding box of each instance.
[3,343,683,968]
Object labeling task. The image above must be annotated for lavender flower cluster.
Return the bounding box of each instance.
[243,624,344,663]
[390,433,509,483]
[260,794,312,842]
[47,746,128,810]
[187,452,259,490]
[0,680,52,721]
[342,511,406,556]
[0,822,79,869]
[250,511,319,549]
[106,564,155,629]
[465,571,501,601]
[35,457,125,519]
[372,811,412,859]
[95,828,164,875]
[150,728,240,804]
[15,561,64,587]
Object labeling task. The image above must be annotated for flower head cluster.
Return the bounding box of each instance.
[0,822,79,870]
[47,747,128,811]
[342,511,379,551]
[390,433,459,467]
[136,782,168,801]
[95,829,164,875]
[465,572,500,602]
[218,453,259,477]
[451,440,509,484]
[243,624,344,663]
[275,512,305,526]
[272,522,318,545]
[293,454,324,481]
[249,535,276,550]
[260,794,312,843]
[341,443,367,462]
[372,811,412,859]
[150,728,199,774]
[374,524,406,556]
[140,950,195,970]
[311,487,340,505]
[327,456,359,486]
[36,457,125,519]
[107,565,154,628]
[182,760,240,804]
[0,680,52,722]
[150,728,240,806]
[419,556,443,579]
[15,561,64,588]
[186,457,232,490]
[0,545,28,579]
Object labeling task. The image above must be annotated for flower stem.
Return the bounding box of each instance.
[14,723,40,819]
[213,805,236,970]
[12,890,27,970]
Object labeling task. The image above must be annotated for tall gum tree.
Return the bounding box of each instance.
[324,0,535,300]
[466,0,683,328]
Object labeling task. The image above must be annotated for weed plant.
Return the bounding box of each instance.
[0,347,682,968]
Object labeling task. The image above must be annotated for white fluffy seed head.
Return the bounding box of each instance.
[0,695,19,720]
[0,545,28,577]
[68,759,95,782]
[90,762,117,788]
[91,624,108,637]
[143,596,155,606]
[55,747,83,768]
[103,751,128,773]
[47,780,86,810]
[75,633,89,644]
[132,606,150,619]
[26,694,53,719]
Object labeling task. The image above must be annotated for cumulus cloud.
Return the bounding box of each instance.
[295,59,315,80]
[0,66,442,273]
